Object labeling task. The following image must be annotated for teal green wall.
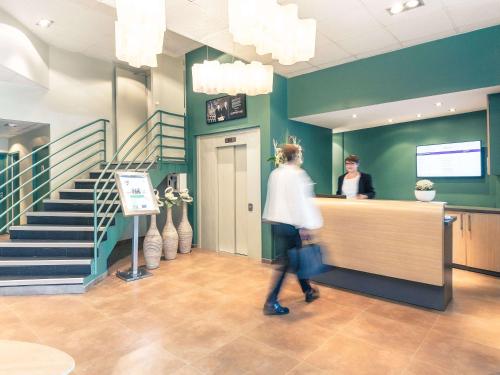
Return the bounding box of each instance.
[270,75,332,194]
[333,111,500,207]
[186,47,273,260]
[489,93,500,176]
[288,26,500,118]
[186,47,332,260]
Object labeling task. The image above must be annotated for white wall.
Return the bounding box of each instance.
[0,8,49,87]
[0,138,8,152]
[151,54,185,116]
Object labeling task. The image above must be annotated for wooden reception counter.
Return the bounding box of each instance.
[313,198,454,310]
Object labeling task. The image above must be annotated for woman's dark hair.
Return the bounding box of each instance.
[345,154,360,164]
[282,144,300,162]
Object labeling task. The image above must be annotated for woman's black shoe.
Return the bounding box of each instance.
[305,287,320,303]
[263,302,290,315]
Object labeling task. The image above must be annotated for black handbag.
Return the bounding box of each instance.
[288,243,326,279]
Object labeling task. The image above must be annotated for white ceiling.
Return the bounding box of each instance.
[293,86,500,132]
[0,119,48,138]
[0,0,498,77]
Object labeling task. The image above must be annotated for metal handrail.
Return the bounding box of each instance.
[0,119,109,233]
[92,110,186,274]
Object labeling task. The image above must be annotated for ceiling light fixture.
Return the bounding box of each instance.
[228,0,316,65]
[405,0,420,8]
[352,114,358,119]
[449,108,456,112]
[192,60,273,96]
[435,102,442,107]
[115,0,166,68]
[387,0,424,15]
[388,119,393,123]
[389,3,404,14]
[36,19,54,28]
[417,113,422,118]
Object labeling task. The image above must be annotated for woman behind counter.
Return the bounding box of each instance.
[336,154,375,199]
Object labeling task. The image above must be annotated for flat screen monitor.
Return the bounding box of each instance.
[416,141,482,177]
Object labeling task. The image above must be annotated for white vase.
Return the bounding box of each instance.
[177,202,193,254]
[162,206,179,260]
[415,190,436,202]
[143,214,162,269]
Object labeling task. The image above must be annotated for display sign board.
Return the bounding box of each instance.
[115,171,160,217]
[206,94,247,124]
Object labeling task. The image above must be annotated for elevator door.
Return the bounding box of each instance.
[197,128,261,259]
[217,145,248,255]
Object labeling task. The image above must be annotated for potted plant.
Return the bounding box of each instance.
[415,179,436,202]
[161,187,180,260]
[177,189,193,254]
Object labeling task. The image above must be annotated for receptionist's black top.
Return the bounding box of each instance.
[336,172,376,199]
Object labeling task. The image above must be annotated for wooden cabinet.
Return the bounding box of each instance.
[446,210,500,272]
[450,213,467,265]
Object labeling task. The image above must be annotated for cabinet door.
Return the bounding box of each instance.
[448,212,467,265]
[466,213,500,272]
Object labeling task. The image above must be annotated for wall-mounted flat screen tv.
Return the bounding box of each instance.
[416,141,482,177]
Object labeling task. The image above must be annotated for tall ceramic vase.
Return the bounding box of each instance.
[162,206,179,260]
[143,215,162,269]
[177,202,193,254]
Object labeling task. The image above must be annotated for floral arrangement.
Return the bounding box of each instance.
[267,135,303,167]
[415,179,434,191]
[154,187,179,208]
[179,188,193,203]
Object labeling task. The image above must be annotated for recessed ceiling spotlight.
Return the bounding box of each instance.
[406,0,420,8]
[435,102,442,107]
[389,3,404,14]
[449,108,456,112]
[416,113,422,118]
[387,0,424,15]
[388,119,393,123]
[352,114,358,119]
[36,19,53,28]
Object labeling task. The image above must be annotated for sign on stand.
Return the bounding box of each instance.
[114,171,160,282]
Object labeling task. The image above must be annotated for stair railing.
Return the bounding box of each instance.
[0,119,109,233]
[92,109,186,274]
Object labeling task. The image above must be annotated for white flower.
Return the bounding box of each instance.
[179,188,193,203]
[415,179,434,191]
[163,186,178,207]
[154,189,164,207]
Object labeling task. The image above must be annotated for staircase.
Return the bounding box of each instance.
[0,110,186,295]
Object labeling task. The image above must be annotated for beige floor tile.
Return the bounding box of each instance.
[402,360,456,375]
[321,288,377,310]
[157,315,240,363]
[414,330,500,374]
[305,332,410,374]
[340,310,430,355]
[244,318,333,360]
[286,362,328,374]
[193,336,298,375]
[434,311,500,350]
[365,299,440,328]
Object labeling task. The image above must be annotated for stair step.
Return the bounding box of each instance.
[0,258,92,266]
[0,241,93,258]
[27,211,115,226]
[0,262,91,276]
[59,189,117,200]
[43,199,120,213]
[74,179,115,189]
[89,170,147,179]
[0,275,85,287]
[9,226,106,241]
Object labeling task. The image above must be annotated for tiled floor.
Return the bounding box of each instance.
[1,249,499,374]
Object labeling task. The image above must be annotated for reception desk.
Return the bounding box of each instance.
[313,198,454,310]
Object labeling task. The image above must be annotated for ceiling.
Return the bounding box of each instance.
[0,119,48,138]
[0,0,498,77]
[293,86,500,132]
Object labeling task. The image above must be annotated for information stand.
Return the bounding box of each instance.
[114,171,160,282]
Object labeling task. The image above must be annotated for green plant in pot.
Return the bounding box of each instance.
[415,179,436,202]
